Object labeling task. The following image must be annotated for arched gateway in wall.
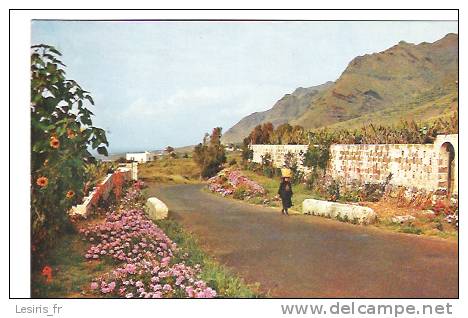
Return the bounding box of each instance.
[438,142,456,195]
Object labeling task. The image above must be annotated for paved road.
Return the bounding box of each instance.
[147,183,458,298]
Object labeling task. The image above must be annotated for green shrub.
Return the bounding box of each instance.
[399,224,423,235]
[233,185,249,200]
[31,44,108,255]
[193,128,227,178]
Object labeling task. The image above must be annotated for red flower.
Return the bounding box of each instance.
[41,265,53,283]
[36,176,48,188]
[50,136,60,149]
[92,185,103,206]
[112,171,124,199]
[67,128,76,139]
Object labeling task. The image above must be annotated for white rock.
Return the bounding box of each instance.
[302,199,376,224]
[145,197,169,220]
[421,210,435,216]
[391,215,416,224]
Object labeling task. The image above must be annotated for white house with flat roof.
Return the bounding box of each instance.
[126,151,153,163]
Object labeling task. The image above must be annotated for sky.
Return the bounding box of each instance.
[31,20,458,153]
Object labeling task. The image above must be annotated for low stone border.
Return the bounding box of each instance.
[302,199,376,224]
[70,166,134,216]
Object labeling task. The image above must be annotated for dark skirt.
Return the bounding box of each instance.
[281,196,292,209]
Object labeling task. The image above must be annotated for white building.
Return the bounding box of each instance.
[126,151,153,163]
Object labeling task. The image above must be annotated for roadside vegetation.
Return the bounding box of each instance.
[139,157,201,184]
[33,182,263,298]
[155,219,263,297]
[31,44,110,280]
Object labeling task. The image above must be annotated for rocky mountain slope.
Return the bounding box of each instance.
[222,33,458,144]
[222,81,333,143]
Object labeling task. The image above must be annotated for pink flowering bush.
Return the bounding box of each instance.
[207,170,265,199]
[81,187,217,298]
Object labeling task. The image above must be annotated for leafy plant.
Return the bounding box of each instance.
[260,153,274,178]
[242,111,458,148]
[31,44,108,255]
[283,151,304,184]
[233,185,249,200]
[193,127,227,178]
[399,223,423,235]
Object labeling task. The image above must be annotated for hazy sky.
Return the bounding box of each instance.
[31,21,457,153]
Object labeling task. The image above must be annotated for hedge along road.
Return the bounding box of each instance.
[146,183,458,298]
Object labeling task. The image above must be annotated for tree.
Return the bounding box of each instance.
[165,146,177,158]
[31,44,108,251]
[270,123,293,144]
[241,136,253,164]
[246,122,274,144]
[193,127,227,178]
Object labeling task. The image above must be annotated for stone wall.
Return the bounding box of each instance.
[70,165,136,216]
[329,134,458,194]
[250,144,309,172]
[250,134,458,194]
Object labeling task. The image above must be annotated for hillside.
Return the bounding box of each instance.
[222,33,458,143]
[221,81,333,143]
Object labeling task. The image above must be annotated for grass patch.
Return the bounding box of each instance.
[240,170,323,212]
[374,217,458,240]
[155,219,264,298]
[139,157,201,184]
[398,224,424,235]
[31,231,116,298]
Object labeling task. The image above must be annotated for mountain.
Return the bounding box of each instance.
[221,81,333,143]
[222,33,458,144]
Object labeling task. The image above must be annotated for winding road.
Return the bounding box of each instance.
[147,183,458,298]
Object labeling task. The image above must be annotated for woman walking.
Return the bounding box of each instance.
[278,175,293,216]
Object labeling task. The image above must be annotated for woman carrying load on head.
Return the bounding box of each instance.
[278,167,293,216]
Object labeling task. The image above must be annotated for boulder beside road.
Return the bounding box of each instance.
[303,199,376,224]
[145,197,169,220]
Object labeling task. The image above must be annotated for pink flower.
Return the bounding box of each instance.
[185,286,194,297]
[82,187,218,299]
[176,276,184,285]
[125,263,136,274]
[90,282,99,290]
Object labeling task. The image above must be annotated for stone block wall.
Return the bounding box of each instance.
[250,134,457,194]
[329,134,457,194]
[329,143,436,190]
[250,144,309,171]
